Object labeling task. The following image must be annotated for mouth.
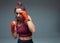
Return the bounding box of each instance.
[17,17,20,18]
[17,17,21,19]
[17,16,23,21]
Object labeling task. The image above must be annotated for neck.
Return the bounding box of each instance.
[16,20,23,24]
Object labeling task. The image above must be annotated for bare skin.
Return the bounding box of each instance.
[12,8,36,40]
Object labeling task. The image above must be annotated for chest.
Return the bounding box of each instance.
[16,23,30,34]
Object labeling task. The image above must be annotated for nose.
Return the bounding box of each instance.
[17,14,20,17]
[17,13,22,17]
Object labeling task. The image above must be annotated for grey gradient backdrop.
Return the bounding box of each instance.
[0,0,60,43]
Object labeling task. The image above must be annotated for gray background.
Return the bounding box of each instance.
[0,0,60,43]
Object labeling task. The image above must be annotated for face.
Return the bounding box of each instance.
[15,8,23,21]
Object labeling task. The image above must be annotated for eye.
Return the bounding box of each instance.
[16,12,18,14]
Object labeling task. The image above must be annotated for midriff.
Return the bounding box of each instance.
[19,36,32,40]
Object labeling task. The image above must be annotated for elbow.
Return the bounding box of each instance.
[33,27,36,32]
[31,26,36,33]
[12,32,17,39]
[14,36,17,39]
[32,30,35,33]
[13,35,17,39]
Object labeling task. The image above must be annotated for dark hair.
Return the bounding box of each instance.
[14,2,25,13]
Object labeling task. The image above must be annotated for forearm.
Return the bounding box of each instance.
[26,20,36,32]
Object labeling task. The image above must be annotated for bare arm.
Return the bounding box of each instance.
[10,21,17,39]
[26,15,36,32]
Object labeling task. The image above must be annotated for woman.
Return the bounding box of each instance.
[10,2,36,43]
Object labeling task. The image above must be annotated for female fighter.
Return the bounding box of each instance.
[10,2,36,43]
